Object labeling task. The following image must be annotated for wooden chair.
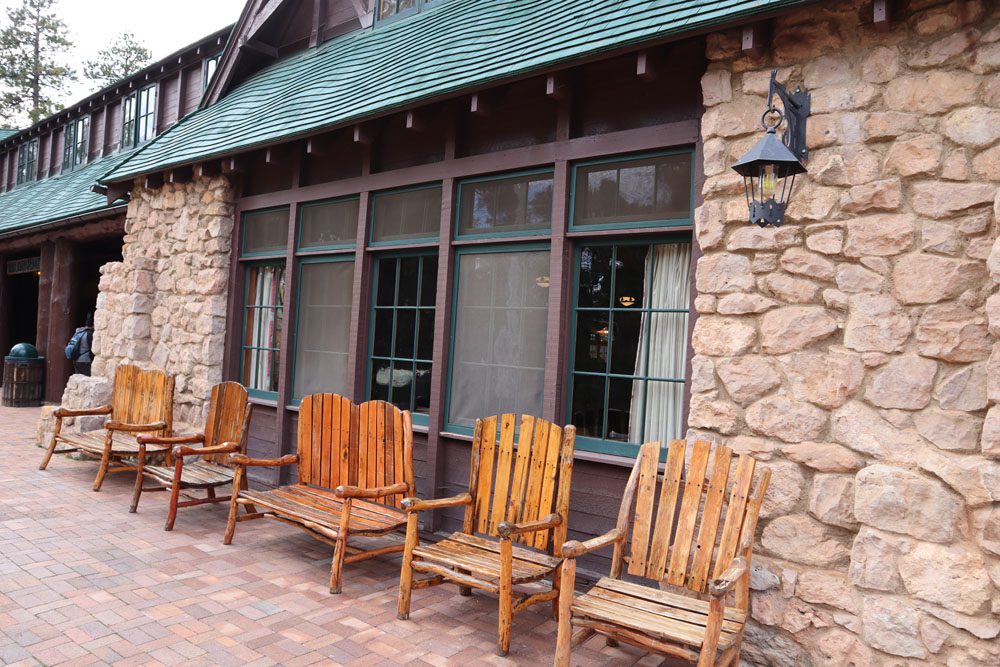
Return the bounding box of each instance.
[397,414,576,657]
[129,382,253,531]
[40,364,175,492]
[224,394,414,594]
[553,440,771,667]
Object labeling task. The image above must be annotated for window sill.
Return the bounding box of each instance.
[439,430,636,467]
[248,395,278,408]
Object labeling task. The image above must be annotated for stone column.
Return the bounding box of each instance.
[45,239,78,402]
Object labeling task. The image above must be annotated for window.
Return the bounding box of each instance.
[240,208,289,397]
[299,197,359,251]
[369,255,437,422]
[456,170,553,238]
[242,263,286,396]
[376,0,444,22]
[62,116,90,171]
[122,84,157,149]
[293,258,354,400]
[203,53,221,92]
[16,139,38,185]
[370,184,441,245]
[447,248,550,431]
[571,151,694,230]
[568,241,691,456]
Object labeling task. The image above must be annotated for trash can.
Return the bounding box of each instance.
[2,343,45,407]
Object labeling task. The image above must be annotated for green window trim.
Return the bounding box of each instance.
[297,194,360,252]
[241,206,290,258]
[369,182,442,247]
[366,251,438,425]
[566,236,692,459]
[121,84,158,151]
[443,242,551,435]
[203,53,222,92]
[62,117,90,173]
[16,139,38,185]
[375,0,448,25]
[240,260,286,400]
[568,148,696,233]
[454,167,555,240]
[289,254,356,406]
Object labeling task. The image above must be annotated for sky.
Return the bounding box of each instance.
[0,0,247,121]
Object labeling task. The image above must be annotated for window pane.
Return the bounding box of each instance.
[420,256,438,306]
[389,361,415,411]
[417,309,434,361]
[458,172,553,236]
[573,153,692,228]
[569,242,691,447]
[414,362,432,414]
[242,264,285,393]
[372,309,393,358]
[299,198,359,249]
[243,208,289,255]
[398,257,420,306]
[393,310,416,358]
[293,261,354,399]
[448,250,550,429]
[371,186,442,243]
[376,258,397,306]
[371,360,391,401]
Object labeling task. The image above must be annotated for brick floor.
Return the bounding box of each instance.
[0,406,661,666]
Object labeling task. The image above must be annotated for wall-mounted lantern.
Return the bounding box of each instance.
[731,70,810,227]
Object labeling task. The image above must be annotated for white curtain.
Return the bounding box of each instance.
[247,265,283,392]
[629,244,691,444]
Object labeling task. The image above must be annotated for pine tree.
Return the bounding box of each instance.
[83,32,152,90]
[0,0,74,125]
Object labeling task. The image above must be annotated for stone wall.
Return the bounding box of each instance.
[53,174,236,433]
[691,0,1000,664]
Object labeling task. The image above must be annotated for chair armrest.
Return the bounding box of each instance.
[561,529,624,559]
[53,405,112,418]
[401,493,472,512]
[137,433,205,446]
[106,420,168,433]
[173,441,240,458]
[497,514,561,539]
[335,482,409,500]
[229,454,299,467]
[708,557,747,597]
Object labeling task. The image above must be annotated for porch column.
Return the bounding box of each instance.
[35,242,54,359]
[44,239,78,402]
[0,254,8,382]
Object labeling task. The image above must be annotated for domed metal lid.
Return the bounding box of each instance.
[8,342,40,358]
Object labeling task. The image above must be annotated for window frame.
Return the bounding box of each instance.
[16,139,38,185]
[289,253,357,405]
[453,167,555,241]
[297,194,361,254]
[241,205,291,258]
[375,0,447,25]
[565,235,692,458]
[62,116,90,172]
[366,251,438,426]
[240,259,287,400]
[368,182,443,248]
[568,148,696,233]
[121,83,158,150]
[443,241,552,435]
[203,52,222,92]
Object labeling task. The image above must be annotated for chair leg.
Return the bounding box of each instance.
[165,457,184,531]
[39,417,63,470]
[329,498,352,594]
[223,467,243,545]
[130,444,148,513]
[459,586,472,596]
[554,558,576,667]
[498,538,513,657]
[93,441,113,492]
[397,512,419,620]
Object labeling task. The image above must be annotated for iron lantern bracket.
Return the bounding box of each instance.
[767,69,810,163]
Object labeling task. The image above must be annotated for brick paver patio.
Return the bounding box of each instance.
[0,406,657,666]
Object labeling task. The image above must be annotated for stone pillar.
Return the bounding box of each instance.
[44,239,78,402]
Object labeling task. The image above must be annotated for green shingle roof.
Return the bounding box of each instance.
[101,0,810,184]
[0,129,18,141]
[0,152,131,236]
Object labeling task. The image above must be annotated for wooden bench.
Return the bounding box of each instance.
[397,414,576,657]
[224,394,414,593]
[39,364,175,492]
[130,382,252,531]
[554,440,771,667]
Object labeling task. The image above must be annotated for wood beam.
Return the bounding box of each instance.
[349,0,374,28]
[636,50,656,81]
[470,93,487,116]
[35,243,54,370]
[873,0,891,29]
[353,124,372,145]
[546,74,567,100]
[45,239,77,402]
[741,22,769,58]
[405,111,423,132]
[107,182,131,205]
[222,156,245,174]
[144,172,164,190]
[167,166,193,183]
[310,0,326,47]
[305,137,326,156]
[195,161,222,178]
[240,38,279,59]
[246,0,285,38]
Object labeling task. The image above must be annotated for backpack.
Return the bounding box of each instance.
[65,329,87,361]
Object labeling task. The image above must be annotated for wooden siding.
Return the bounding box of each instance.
[160,73,181,130]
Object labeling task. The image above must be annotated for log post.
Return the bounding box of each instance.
[44,239,78,402]
[0,254,8,383]
[35,242,54,363]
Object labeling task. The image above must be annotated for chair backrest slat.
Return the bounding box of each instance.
[111,364,174,436]
[616,440,770,599]
[297,394,413,507]
[626,442,660,577]
[665,441,712,586]
[463,414,575,552]
[687,445,733,591]
[202,382,251,463]
[644,440,686,580]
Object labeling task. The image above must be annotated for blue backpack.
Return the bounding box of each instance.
[65,329,87,361]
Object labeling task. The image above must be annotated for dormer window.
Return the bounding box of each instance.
[121,83,157,150]
[377,0,444,23]
[16,139,38,185]
[203,53,221,92]
[62,116,90,172]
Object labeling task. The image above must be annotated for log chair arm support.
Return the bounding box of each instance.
[401,493,472,513]
[561,528,625,559]
[496,514,561,539]
[53,405,112,419]
[172,441,240,458]
[335,482,410,500]
[106,420,168,433]
[708,557,747,597]
[229,454,299,467]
